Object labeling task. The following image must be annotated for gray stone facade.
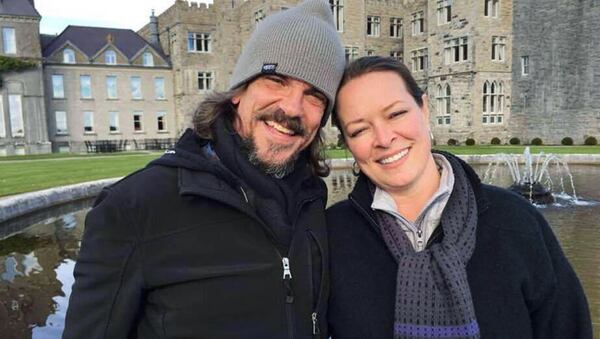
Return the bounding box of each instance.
[510,0,600,145]
[0,7,51,156]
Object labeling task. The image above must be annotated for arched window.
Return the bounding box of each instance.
[483,80,504,124]
[63,48,75,63]
[105,50,117,65]
[143,52,154,67]
[436,84,451,125]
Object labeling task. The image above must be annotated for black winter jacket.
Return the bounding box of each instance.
[63,130,329,339]
[326,154,592,339]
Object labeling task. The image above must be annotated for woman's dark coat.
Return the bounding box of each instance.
[63,130,329,339]
[326,153,592,339]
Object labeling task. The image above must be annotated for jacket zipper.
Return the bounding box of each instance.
[349,195,382,235]
[307,229,325,337]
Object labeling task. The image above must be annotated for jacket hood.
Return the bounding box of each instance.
[148,129,216,172]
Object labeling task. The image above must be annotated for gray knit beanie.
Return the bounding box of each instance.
[229,0,346,126]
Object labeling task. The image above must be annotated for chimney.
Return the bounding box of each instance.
[149,9,160,48]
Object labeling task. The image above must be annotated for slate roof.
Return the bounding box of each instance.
[0,0,41,17]
[42,25,169,64]
[40,34,56,50]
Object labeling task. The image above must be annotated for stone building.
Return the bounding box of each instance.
[0,0,50,156]
[510,0,600,145]
[42,26,177,153]
[139,0,523,145]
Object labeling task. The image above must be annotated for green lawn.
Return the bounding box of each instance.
[0,153,161,197]
[326,145,600,158]
[1,145,599,197]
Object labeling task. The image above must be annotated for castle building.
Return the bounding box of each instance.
[42,26,177,153]
[0,0,50,156]
[0,0,597,155]
[138,0,517,145]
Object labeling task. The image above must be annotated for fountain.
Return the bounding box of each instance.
[482,147,578,205]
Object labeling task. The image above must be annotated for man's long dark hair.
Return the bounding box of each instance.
[192,89,331,177]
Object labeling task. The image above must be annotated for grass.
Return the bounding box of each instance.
[0,151,150,161]
[0,153,161,197]
[1,145,599,197]
[326,145,600,158]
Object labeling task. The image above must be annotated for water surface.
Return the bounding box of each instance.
[0,165,598,338]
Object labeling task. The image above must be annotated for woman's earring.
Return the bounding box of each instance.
[429,130,435,143]
[352,161,360,176]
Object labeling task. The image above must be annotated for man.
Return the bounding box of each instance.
[62,1,345,338]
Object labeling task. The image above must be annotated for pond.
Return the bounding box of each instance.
[0,165,599,338]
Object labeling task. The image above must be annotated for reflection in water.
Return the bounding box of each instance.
[0,165,598,338]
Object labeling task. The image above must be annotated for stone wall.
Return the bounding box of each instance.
[510,0,600,145]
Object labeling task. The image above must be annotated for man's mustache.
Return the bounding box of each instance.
[255,108,306,136]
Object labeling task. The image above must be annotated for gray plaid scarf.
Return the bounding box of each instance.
[375,155,480,339]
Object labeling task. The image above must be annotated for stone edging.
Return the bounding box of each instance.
[0,178,121,224]
[1,153,599,224]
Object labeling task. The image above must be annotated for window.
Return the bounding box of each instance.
[366,49,375,56]
[411,11,425,36]
[154,77,166,99]
[52,75,65,99]
[367,16,380,37]
[390,51,403,62]
[436,85,451,125]
[130,76,142,99]
[390,17,402,38]
[197,72,213,91]
[491,36,506,61]
[0,96,5,138]
[411,48,428,72]
[106,76,118,99]
[8,95,23,137]
[63,48,76,63]
[345,46,359,62]
[2,27,16,54]
[255,9,266,24]
[484,0,499,17]
[105,50,117,65]
[187,32,211,52]
[156,111,167,132]
[444,37,468,64]
[83,111,94,133]
[143,52,154,67]
[330,0,344,32]
[133,112,144,132]
[482,81,504,124]
[80,75,92,99]
[521,56,529,75]
[437,0,452,25]
[109,111,119,132]
[55,111,68,135]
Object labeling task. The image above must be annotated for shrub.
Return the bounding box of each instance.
[447,138,458,146]
[584,136,598,145]
[561,137,574,146]
[531,137,543,146]
[336,133,346,148]
[490,137,501,145]
[465,138,476,146]
[509,137,520,145]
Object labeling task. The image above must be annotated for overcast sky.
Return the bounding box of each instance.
[36,0,212,35]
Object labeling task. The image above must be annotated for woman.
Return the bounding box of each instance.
[326,56,592,339]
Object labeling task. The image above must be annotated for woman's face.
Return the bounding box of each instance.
[336,70,434,194]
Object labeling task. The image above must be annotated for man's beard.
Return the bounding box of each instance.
[240,108,306,179]
[241,136,299,179]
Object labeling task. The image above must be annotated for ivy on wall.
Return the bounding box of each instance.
[0,55,37,88]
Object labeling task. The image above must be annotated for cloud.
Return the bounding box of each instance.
[35,0,212,34]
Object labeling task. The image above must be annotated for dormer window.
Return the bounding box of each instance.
[143,52,154,67]
[105,50,117,65]
[63,48,76,63]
